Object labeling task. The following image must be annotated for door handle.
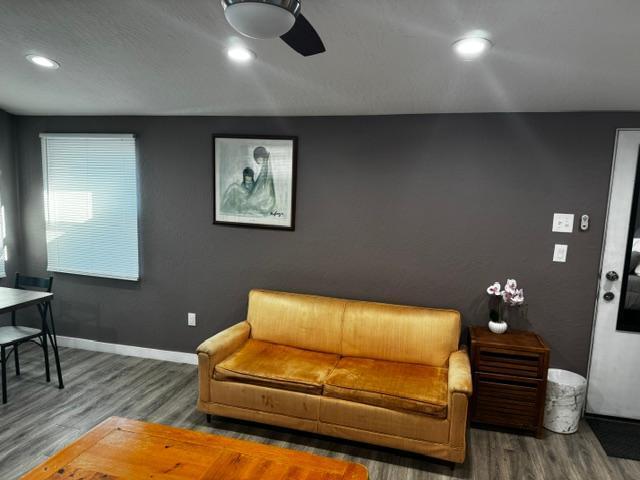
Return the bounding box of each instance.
[603,292,615,301]
[606,271,619,281]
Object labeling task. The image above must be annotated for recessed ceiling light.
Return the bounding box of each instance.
[227,46,256,63]
[452,35,492,61]
[25,54,60,69]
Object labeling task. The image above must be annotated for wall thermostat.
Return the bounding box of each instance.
[580,214,589,231]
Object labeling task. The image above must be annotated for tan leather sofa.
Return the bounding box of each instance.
[197,289,472,463]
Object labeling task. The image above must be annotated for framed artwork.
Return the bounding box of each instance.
[213,135,297,230]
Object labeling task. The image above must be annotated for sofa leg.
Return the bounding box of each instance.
[206,414,212,424]
[446,461,456,471]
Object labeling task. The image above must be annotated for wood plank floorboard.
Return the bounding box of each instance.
[1,344,638,480]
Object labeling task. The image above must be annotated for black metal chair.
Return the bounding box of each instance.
[0,273,64,403]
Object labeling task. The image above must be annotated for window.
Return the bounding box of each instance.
[40,134,140,280]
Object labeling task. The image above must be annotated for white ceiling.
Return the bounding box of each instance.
[1,0,640,116]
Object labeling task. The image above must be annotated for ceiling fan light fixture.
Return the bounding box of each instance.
[221,0,300,39]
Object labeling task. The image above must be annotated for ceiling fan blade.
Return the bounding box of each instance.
[280,13,325,57]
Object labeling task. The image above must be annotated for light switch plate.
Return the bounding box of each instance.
[552,213,574,233]
[553,244,568,262]
[187,312,196,327]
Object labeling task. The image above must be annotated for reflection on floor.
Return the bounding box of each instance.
[1,344,639,480]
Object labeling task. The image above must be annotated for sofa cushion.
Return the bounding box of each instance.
[210,379,322,420]
[319,397,449,444]
[247,289,346,354]
[342,301,461,367]
[214,339,340,394]
[323,357,448,418]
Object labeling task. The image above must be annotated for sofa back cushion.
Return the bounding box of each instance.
[341,301,460,367]
[247,289,346,354]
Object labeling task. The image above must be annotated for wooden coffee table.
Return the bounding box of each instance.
[21,417,368,479]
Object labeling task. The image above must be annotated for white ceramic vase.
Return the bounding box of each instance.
[488,320,508,334]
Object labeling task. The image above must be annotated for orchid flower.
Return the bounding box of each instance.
[502,290,512,303]
[486,282,501,296]
[511,289,525,305]
[504,278,518,295]
[487,278,525,308]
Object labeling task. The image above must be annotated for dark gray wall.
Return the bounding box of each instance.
[0,110,21,285]
[14,113,637,375]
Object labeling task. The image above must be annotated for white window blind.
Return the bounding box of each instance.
[40,134,140,281]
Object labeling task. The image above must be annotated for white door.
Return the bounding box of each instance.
[587,129,640,419]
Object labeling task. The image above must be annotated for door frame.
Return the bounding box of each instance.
[586,129,640,418]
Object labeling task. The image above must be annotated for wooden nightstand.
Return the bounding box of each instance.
[469,326,550,438]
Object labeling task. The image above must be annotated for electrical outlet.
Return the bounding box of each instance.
[187,312,196,327]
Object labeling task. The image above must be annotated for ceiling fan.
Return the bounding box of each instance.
[221,0,326,56]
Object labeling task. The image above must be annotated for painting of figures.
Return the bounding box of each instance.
[213,135,297,229]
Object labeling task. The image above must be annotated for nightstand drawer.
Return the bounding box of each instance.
[472,372,544,430]
[474,406,537,429]
[476,347,543,378]
[475,372,540,403]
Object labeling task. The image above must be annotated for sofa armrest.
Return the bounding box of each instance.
[197,321,251,366]
[197,321,250,404]
[446,347,472,460]
[448,347,472,396]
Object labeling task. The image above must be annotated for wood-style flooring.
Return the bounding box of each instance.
[1,344,638,480]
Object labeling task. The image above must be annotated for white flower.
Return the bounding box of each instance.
[512,288,525,305]
[504,278,518,294]
[486,282,501,296]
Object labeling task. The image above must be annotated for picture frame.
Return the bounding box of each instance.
[213,135,297,230]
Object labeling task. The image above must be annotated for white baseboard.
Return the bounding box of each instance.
[56,335,197,365]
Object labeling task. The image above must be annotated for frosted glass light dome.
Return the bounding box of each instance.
[222,0,300,39]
